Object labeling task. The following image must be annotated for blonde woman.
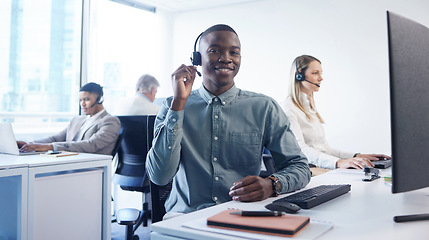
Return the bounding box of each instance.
[282,55,390,169]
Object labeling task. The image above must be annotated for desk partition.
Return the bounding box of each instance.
[0,167,28,240]
[0,153,111,240]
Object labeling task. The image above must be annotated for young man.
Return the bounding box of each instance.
[146,24,311,216]
[18,82,121,155]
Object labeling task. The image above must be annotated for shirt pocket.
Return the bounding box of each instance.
[226,132,262,169]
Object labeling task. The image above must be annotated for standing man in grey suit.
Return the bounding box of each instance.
[18,82,120,155]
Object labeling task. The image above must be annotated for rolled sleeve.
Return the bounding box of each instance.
[147,106,185,185]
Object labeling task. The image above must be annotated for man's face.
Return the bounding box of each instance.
[200,31,241,94]
[79,91,99,116]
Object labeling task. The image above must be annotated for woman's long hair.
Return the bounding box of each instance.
[288,55,324,123]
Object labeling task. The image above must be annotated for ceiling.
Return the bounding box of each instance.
[129,0,266,13]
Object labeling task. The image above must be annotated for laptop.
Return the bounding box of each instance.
[0,123,45,155]
[372,159,392,169]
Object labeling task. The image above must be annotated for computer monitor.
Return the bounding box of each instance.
[387,11,429,194]
[387,11,429,223]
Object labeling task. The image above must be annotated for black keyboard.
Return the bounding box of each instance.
[274,184,351,209]
[372,159,392,169]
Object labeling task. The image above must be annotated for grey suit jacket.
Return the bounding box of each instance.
[35,111,121,155]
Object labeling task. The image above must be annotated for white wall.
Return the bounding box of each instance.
[158,0,429,155]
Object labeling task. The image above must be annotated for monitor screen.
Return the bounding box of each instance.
[387,11,429,193]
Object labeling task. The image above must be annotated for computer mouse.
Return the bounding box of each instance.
[265,201,301,214]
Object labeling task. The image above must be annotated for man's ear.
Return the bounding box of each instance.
[150,87,157,96]
[148,87,157,102]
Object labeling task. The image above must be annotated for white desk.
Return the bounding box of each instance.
[151,169,429,240]
[0,153,111,240]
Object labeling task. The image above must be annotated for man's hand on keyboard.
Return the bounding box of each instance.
[229,175,273,202]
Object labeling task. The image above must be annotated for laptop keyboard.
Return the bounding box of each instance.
[274,184,351,209]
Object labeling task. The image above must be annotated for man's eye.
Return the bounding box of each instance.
[209,49,219,53]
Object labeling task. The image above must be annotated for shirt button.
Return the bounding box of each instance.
[172,118,176,122]
[215,176,219,181]
[213,157,217,161]
[214,98,218,102]
[214,136,218,140]
[214,115,219,119]
[168,146,172,150]
[222,102,226,105]
[213,196,218,201]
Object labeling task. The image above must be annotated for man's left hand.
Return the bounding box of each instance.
[228,175,273,202]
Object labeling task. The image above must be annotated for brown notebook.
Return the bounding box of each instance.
[207,209,310,237]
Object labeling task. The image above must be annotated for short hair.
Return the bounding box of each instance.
[201,24,238,39]
[136,74,160,93]
[199,24,239,47]
[80,82,103,97]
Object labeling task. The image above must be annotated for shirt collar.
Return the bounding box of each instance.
[136,92,151,102]
[198,84,238,106]
[300,92,318,113]
[86,108,106,120]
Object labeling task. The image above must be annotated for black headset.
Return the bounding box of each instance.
[190,32,204,66]
[296,69,304,81]
[295,58,305,81]
[96,95,104,104]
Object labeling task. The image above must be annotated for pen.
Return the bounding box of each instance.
[394,213,429,223]
[229,211,283,217]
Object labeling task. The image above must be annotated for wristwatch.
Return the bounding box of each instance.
[267,176,282,197]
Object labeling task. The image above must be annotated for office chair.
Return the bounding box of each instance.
[150,180,173,223]
[111,127,124,223]
[113,115,156,240]
[259,149,276,178]
[111,127,125,159]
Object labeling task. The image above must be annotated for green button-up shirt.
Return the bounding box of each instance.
[146,84,311,214]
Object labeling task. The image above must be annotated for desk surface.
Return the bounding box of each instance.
[0,152,112,169]
[151,169,429,240]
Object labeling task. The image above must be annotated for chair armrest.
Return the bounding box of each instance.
[116,208,140,225]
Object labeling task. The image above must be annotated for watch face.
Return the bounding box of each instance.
[274,180,282,194]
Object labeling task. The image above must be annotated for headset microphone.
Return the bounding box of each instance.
[303,79,320,87]
[190,32,204,77]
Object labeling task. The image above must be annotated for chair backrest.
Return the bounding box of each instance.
[259,149,276,178]
[150,180,173,223]
[111,127,124,159]
[114,115,156,191]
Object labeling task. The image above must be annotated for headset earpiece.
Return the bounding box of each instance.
[296,71,304,81]
[95,95,104,104]
[191,52,202,66]
[191,32,204,66]
[295,58,304,81]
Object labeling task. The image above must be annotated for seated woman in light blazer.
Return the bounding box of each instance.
[18,82,120,155]
[282,55,390,169]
